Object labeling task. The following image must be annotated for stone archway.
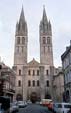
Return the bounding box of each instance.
[16,94,23,101]
[45,92,51,99]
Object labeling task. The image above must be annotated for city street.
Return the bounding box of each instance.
[17,108,24,113]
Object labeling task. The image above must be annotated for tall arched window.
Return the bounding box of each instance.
[37,70,39,76]
[22,37,25,44]
[28,70,31,75]
[28,80,31,87]
[46,80,49,87]
[32,80,35,87]
[47,37,50,44]
[18,80,21,87]
[37,80,39,86]
[33,70,35,76]
[19,69,21,75]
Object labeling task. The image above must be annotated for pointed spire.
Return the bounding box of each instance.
[42,5,48,22]
[19,6,25,22]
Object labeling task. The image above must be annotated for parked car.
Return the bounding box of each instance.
[10,102,19,113]
[17,101,27,108]
[53,102,71,113]
[40,99,53,109]
[27,100,32,105]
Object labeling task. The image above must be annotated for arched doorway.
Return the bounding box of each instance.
[45,92,51,99]
[16,94,23,101]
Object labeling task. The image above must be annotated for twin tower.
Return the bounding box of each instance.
[14,7,53,66]
[14,6,53,100]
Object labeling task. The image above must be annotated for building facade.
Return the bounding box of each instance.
[61,41,71,102]
[13,7,57,101]
[53,67,64,102]
[0,62,16,101]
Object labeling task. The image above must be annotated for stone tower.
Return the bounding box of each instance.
[14,7,28,65]
[39,7,53,66]
[14,7,28,100]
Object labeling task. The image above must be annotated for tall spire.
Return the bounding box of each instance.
[40,6,48,34]
[42,5,48,22]
[19,6,25,22]
[16,6,28,36]
[39,6,52,34]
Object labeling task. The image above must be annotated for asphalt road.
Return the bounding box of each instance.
[17,107,55,113]
[17,108,25,113]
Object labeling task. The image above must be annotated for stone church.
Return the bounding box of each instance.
[13,6,54,101]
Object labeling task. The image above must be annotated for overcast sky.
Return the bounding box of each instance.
[0,0,71,68]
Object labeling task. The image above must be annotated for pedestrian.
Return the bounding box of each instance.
[67,107,71,113]
[22,92,53,113]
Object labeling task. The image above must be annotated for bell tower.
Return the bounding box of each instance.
[39,7,53,66]
[13,7,28,101]
[14,7,28,65]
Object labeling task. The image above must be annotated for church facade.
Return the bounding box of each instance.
[13,7,54,101]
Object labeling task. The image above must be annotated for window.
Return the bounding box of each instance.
[22,37,25,44]
[64,105,71,108]
[17,37,20,44]
[46,70,48,75]
[57,104,62,108]
[18,80,21,87]
[46,80,49,87]
[28,80,31,87]
[19,70,21,75]
[33,70,35,76]
[37,80,39,86]
[37,70,39,76]
[43,37,46,44]
[47,37,50,44]
[32,80,35,87]
[28,70,31,75]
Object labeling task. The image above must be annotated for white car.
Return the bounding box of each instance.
[53,102,71,113]
[10,102,19,113]
[18,101,27,108]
